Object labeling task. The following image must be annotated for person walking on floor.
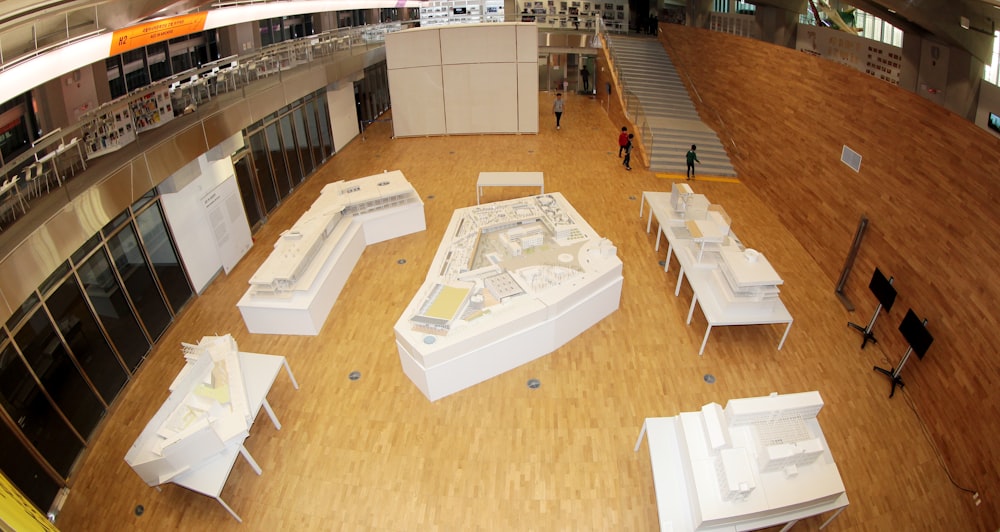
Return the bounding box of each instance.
[618,127,629,157]
[686,144,700,180]
[553,93,564,130]
[580,65,590,93]
[623,134,634,171]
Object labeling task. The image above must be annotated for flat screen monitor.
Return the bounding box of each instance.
[989,112,1000,134]
[453,7,467,14]
[868,267,896,311]
[898,308,933,359]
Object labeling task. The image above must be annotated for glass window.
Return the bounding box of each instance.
[315,95,334,157]
[279,114,304,185]
[106,224,171,342]
[233,155,263,229]
[249,130,279,213]
[292,107,315,176]
[0,415,63,511]
[77,249,150,372]
[46,277,128,404]
[5,292,39,331]
[13,309,105,440]
[0,343,83,478]
[304,100,324,167]
[135,203,193,314]
[147,42,171,82]
[265,123,292,198]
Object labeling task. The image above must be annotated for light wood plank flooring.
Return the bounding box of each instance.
[54,91,982,531]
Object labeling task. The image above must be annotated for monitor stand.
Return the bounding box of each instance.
[873,346,915,398]
[848,301,884,349]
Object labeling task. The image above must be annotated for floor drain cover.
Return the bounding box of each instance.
[427,195,435,199]
[704,374,716,384]
[349,371,361,381]
[629,195,636,200]
[658,260,666,266]
[397,259,406,265]
[527,378,541,389]
[135,505,144,516]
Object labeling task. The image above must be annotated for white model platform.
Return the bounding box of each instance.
[635,391,848,532]
[394,192,623,401]
[238,171,425,335]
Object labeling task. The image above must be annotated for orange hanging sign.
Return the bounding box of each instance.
[109,12,208,55]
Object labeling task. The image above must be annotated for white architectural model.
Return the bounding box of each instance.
[635,391,847,531]
[239,171,426,335]
[125,335,250,486]
[395,192,623,401]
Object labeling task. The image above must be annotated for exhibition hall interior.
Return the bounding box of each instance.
[0,0,998,530]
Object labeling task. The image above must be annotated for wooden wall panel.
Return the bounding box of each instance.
[661,25,999,527]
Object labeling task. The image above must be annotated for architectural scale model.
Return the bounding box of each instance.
[635,391,848,531]
[125,334,250,486]
[395,192,623,401]
[239,170,425,335]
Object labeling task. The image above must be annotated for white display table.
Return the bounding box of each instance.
[126,339,298,523]
[238,171,426,335]
[395,192,623,401]
[635,392,848,532]
[640,188,792,355]
[476,171,544,204]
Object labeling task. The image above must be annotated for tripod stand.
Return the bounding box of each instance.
[874,346,915,398]
[848,301,885,349]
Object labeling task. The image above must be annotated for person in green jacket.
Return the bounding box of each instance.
[686,144,700,180]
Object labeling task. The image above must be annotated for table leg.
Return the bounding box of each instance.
[261,398,281,430]
[778,321,793,350]
[674,267,685,297]
[283,358,300,389]
[655,225,662,252]
[664,242,673,272]
[239,444,263,475]
[477,186,481,205]
[639,192,646,219]
[687,295,698,325]
[778,519,798,532]
[215,496,243,523]
[645,207,654,233]
[819,506,846,529]
[633,420,648,452]
[699,324,713,356]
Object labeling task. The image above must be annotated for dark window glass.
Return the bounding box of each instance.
[249,130,279,213]
[13,310,105,440]
[106,57,125,100]
[233,155,263,229]
[147,42,171,82]
[6,293,39,331]
[304,100,324,167]
[122,49,149,92]
[135,203,193,314]
[77,249,150,372]
[38,263,70,297]
[292,107,315,176]
[70,234,102,266]
[279,115,304,185]
[265,123,291,199]
[315,94,334,157]
[106,224,171,341]
[0,415,62,512]
[46,277,127,404]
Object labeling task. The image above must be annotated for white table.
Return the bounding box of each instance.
[635,416,848,532]
[128,352,298,522]
[640,191,792,355]
[476,171,545,204]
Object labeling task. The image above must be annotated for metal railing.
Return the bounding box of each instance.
[0,6,103,72]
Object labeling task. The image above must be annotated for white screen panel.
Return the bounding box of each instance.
[516,24,539,63]
[389,66,447,137]
[328,84,359,152]
[385,28,442,69]
[443,63,518,134]
[517,62,539,133]
[440,25,516,65]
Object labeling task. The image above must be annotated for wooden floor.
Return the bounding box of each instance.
[54,90,984,530]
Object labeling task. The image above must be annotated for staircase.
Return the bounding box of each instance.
[607,35,736,177]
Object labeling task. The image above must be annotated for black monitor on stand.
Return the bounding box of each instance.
[873,308,933,398]
[848,267,897,348]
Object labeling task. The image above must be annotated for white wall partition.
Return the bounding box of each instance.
[328,83,360,152]
[386,23,538,137]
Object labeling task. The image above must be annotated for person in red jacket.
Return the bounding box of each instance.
[618,127,629,158]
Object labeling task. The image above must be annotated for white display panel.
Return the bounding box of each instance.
[440,25,517,65]
[516,24,538,63]
[385,28,443,69]
[443,63,519,134]
[388,66,447,137]
[328,83,357,153]
[517,62,539,133]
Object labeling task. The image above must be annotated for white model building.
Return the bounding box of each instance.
[395,192,623,401]
[238,170,426,335]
